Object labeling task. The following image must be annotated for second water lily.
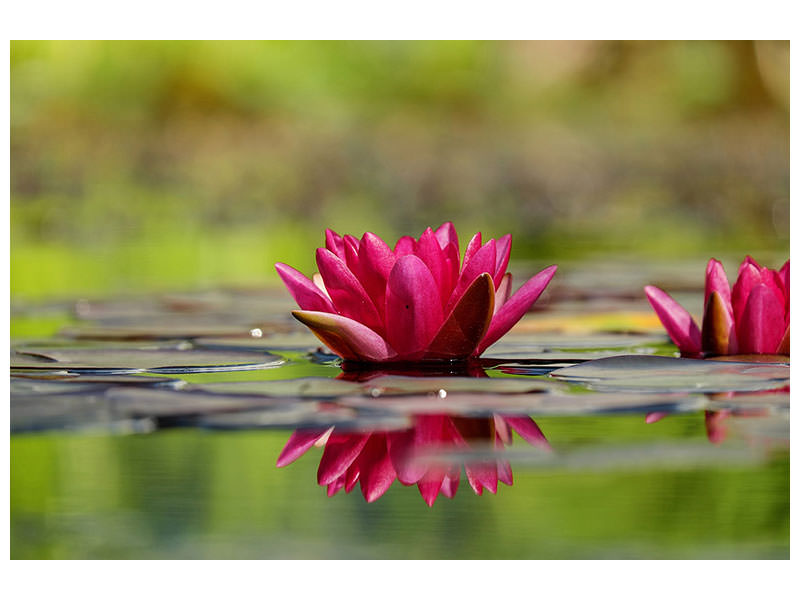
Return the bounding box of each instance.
[645,256,789,357]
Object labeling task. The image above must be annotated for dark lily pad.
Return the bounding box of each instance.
[11,347,284,373]
[358,375,560,397]
[11,374,184,396]
[197,377,365,398]
[550,355,790,393]
[338,390,706,417]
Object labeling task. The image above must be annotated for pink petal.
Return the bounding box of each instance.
[705,410,730,444]
[414,228,449,307]
[494,415,513,446]
[357,434,397,503]
[292,310,396,362]
[732,262,762,324]
[477,265,557,355]
[441,242,461,302]
[493,234,512,288]
[704,258,732,315]
[327,475,346,497]
[344,462,360,493]
[385,255,445,358]
[276,428,331,467]
[434,221,459,254]
[644,285,702,355]
[501,415,551,451]
[357,233,396,320]
[417,467,447,506]
[325,229,345,260]
[494,273,512,315]
[439,472,460,499]
[777,325,789,355]
[446,238,496,314]
[317,433,369,486]
[343,234,360,255]
[702,290,735,355]
[645,412,668,424]
[737,283,785,353]
[425,273,494,360]
[275,263,336,313]
[394,235,415,257]
[462,232,482,270]
[387,429,427,484]
[496,458,513,486]
[738,255,761,276]
[316,248,384,335]
[465,461,498,495]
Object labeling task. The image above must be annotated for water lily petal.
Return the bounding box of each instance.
[777,325,789,355]
[496,458,513,486]
[414,228,449,307]
[645,412,668,424]
[439,472,460,499]
[494,234,512,288]
[317,433,369,486]
[644,285,702,355]
[344,462,360,493]
[494,415,513,446]
[502,415,551,451]
[275,263,337,313]
[357,435,396,503]
[737,283,785,353]
[292,310,396,362]
[327,475,346,497]
[732,262,762,324]
[425,273,494,359]
[325,229,345,260]
[441,241,460,297]
[276,428,332,467]
[704,258,732,315]
[316,248,384,334]
[312,273,330,299]
[418,467,447,506]
[478,265,557,354]
[394,235,415,257]
[462,232,482,271]
[385,255,445,358]
[387,429,426,485]
[494,273,512,315]
[705,410,730,444]
[702,290,734,355]
[446,238,496,313]
[434,221,459,253]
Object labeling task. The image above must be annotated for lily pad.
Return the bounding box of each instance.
[11,347,284,373]
[197,377,365,398]
[550,355,790,393]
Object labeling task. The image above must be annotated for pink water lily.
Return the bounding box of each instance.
[645,256,789,357]
[276,222,557,362]
[276,414,550,506]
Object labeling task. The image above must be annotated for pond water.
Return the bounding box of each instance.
[10,259,789,559]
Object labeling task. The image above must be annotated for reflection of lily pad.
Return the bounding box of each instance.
[11,374,183,395]
[550,355,789,393]
[198,377,364,397]
[11,347,284,373]
[359,375,558,396]
[338,390,706,417]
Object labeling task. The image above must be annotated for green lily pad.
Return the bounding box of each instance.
[11,347,284,373]
[550,355,789,393]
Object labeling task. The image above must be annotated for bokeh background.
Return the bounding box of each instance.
[10,40,790,301]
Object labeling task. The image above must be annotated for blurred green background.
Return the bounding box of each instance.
[10,40,790,301]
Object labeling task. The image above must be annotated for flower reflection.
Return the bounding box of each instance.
[277,413,550,506]
[645,387,786,444]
